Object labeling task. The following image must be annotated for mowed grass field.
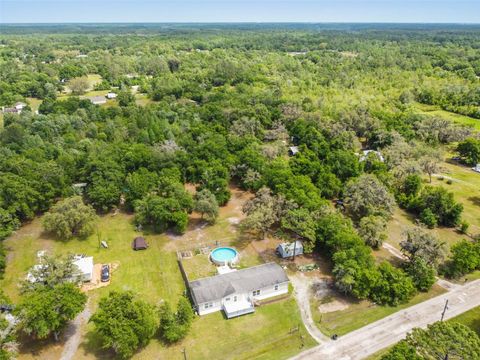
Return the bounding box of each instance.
[1,203,315,359]
[414,102,480,131]
[448,306,480,335]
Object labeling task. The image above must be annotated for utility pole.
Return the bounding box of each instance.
[441,299,449,321]
[292,240,297,261]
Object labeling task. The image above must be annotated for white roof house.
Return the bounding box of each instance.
[106,92,117,99]
[189,263,289,319]
[473,164,480,173]
[15,102,27,110]
[73,256,94,282]
[87,96,107,105]
[26,256,94,283]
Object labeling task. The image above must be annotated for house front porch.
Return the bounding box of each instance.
[223,297,255,319]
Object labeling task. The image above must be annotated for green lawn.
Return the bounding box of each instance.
[311,284,446,337]
[448,306,480,335]
[414,102,480,131]
[1,213,185,304]
[2,209,315,360]
[80,297,316,360]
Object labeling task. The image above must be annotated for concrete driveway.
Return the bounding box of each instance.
[290,279,480,360]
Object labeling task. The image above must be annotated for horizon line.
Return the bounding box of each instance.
[2,21,480,25]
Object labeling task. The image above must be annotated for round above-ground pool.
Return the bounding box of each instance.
[210,247,239,266]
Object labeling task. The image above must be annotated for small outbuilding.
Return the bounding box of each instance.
[276,241,304,258]
[87,96,107,105]
[132,236,148,250]
[472,164,480,173]
[106,92,117,99]
[288,146,300,156]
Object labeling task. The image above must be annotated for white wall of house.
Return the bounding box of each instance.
[195,281,289,316]
[197,299,222,316]
[251,282,289,301]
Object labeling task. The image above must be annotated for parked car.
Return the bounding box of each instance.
[101,264,110,282]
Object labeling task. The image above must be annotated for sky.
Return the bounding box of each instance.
[1,0,479,24]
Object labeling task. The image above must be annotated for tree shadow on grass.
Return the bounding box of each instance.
[16,333,65,359]
[468,196,480,207]
[79,329,116,359]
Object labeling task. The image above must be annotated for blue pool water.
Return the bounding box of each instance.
[211,247,238,264]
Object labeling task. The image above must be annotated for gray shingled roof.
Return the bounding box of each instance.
[189,262,289,305]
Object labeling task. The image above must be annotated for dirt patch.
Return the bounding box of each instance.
[81,262,118,292]
[312,279,350,313]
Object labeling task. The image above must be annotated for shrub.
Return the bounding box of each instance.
[459,220,470,234]
[419,208,437,228]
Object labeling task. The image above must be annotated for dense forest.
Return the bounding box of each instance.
[1,25,480,357]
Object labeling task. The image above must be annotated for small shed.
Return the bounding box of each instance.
[106,92,117,99]
[276,241,303,258]
[132,236,148,251]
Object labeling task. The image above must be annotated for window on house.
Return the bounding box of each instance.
[225,297,230,301]
[253,290,260,296]
[274,285,279,291]
[233,296,237,302]
[204,302,213,309]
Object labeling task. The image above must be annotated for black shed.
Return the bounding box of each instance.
[132,236,148,250]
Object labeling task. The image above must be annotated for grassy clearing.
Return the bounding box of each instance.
[311,284,446,337]
[414,102,480,131]
[1,213,185,304]
[387,207,466,252]
[448,306,480,335]
[3,186,314,360]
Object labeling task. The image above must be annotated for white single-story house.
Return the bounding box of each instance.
[106,92,117,99]
[189,262,289,319]
[359,150,385,162]
[72,256,94,282]
[87,96,107,105]
[276,241,304,258]
[26,256,94,283]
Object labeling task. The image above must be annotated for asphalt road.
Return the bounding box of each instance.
[290,279,480,360]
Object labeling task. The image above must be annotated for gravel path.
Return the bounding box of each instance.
[290,273,330,344]
[59,300,91,360]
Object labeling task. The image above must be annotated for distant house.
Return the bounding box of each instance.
[106,92,117,99]
[473,164,480,173]
[359,150,385,162]
[288,146,300,156]
[87,96,107,105]
[1,107,19,114]
[276,241,304,259]
[15,102,27,111]
[2,102,27,114]
[189,262,289,319]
